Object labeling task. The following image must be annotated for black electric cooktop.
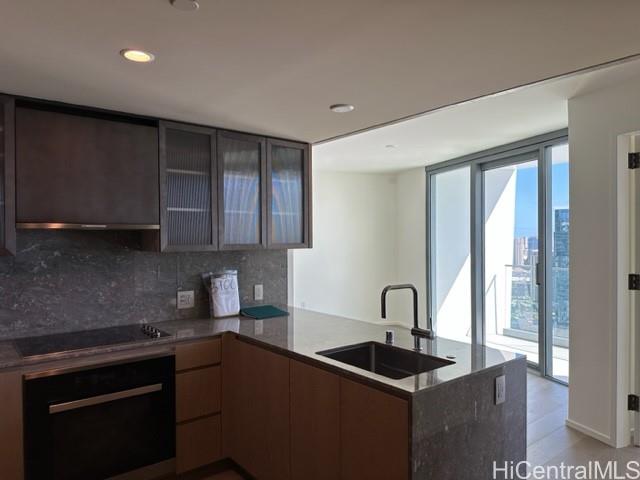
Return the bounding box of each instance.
[13,324,170,358]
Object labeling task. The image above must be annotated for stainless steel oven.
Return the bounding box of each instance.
[24,354,175,480]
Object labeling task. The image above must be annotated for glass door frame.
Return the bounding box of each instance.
[425,129,568,383]
[480,151,544,371]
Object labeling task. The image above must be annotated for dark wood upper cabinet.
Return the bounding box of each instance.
[15,107,159,227]
[0,96,15,256]
[5,95,311,252]
[159,121,217,252]
[217,131,266,250]
[267,139,312,249]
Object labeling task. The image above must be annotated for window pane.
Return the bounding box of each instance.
[431,167,471,343]
[483,159,539,365]
[550,143,569,382]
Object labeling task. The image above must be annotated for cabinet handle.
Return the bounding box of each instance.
[49,383,162,414]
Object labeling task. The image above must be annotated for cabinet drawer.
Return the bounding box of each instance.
[176,414,222,474]
[175,338,221,372]
[176,366,221,422]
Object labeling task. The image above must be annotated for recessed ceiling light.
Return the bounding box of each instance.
[385,144,397,149]
[329,104,355,113]
[120,49,155,63]
[170,0,200,11]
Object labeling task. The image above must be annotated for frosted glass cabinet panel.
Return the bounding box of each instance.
[267,139,311,248]
[218,131,266,249]
[0,96,15,256]
[160,121,217,251]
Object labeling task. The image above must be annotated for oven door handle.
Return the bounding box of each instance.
[48,383,163,414]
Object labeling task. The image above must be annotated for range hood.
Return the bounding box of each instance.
[15,105,160,231]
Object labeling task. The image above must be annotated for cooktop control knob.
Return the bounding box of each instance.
[141,324,165,338]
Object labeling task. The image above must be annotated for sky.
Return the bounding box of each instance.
[513,144,569,238]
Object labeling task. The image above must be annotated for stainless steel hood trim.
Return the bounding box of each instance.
[16,222,160,230]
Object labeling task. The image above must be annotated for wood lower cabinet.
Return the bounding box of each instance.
[290,360,340,480]
[340,378,410,480]
[0,336,411,480]
[222,335,290,480]
[176,365,221,422]
[0,371,23,480]
[176,414,222,474]
[224,339,409,480]
[175,337,221,371]
[175,338,223,474]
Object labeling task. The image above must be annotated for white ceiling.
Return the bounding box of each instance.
[314,59,640,172]
[1,1,640,143]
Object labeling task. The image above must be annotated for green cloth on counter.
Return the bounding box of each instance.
[240,305,289,319]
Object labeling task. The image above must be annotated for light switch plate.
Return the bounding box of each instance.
[177,290,195,310]
[254,284,264,301]
[495,375,506,405]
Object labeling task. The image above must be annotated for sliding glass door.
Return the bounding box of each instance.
[426,132,569,383]
[548,143,570,383]
[482,155,540,366]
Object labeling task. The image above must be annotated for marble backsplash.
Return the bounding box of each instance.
[0,230,287,339]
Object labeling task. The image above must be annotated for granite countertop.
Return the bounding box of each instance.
[0,307,522,396]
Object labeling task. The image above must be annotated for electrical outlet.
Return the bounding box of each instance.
[254,284,264,301]
[495,375,506,405]
[177,290,195,310]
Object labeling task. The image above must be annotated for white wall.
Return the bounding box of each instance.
[394,168,428,327]
[430,167,472,342]
[567,76,640,447]
[291,171,400,323]
[291,167,429,328]
[484,168,517,338]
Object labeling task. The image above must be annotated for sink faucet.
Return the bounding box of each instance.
[381,284,434,351]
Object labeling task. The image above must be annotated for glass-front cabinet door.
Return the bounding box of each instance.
[217,131,266,249]
[267,139,311,248]
[159,121,217,252]
[0,95,15,256]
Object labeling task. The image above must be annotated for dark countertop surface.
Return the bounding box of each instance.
[0,307,522,395]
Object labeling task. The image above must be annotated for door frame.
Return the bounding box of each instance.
[480,151,545,373]
[425,129,568,383]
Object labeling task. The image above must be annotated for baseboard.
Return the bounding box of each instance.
[565,418,614,446]
[176,458,252,479]
[110,459,175,480]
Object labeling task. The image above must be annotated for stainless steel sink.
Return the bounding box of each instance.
[317,341,455,379]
